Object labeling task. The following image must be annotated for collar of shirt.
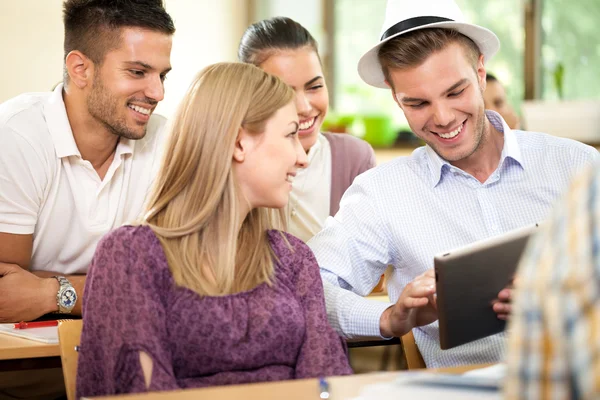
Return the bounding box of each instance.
[44,83,134,160]
[305,132,324,163]
[424,110,524,187]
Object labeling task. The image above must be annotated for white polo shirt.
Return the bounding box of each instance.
[0,84,167,275]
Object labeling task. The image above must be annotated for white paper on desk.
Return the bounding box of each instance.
[394,363,507,390]
[0,324,59,344]
[350,371,501,400]
[462,363,507,383]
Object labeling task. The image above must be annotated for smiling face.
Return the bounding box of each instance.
[259,47,329,152]
[86,27,172,140]
[389,42,488,164]
[235,101,308,210]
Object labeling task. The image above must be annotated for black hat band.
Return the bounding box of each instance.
[380,16,454,41]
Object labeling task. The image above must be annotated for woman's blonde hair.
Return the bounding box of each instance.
[142,62,295,296]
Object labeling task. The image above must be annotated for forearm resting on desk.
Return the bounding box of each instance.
[33,271,86,317]
[0,231,87,321]
[0,263,86,321]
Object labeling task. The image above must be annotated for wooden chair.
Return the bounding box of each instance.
[58,320,83,400]
[370,265,394,295]
[371,274,386,293]
[400,329,426,369]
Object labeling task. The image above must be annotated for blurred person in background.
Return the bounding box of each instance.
[484,73,520,130]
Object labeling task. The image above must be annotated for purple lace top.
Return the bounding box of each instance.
[76,226,352,397]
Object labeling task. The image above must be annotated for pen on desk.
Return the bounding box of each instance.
[13,320,59,329]
[319,377,330,399]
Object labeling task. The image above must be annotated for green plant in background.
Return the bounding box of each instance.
[553,62,565,100]
[541,0,600,101]
[360,114,398,147]
[322,112,356,133]
[327,83,404,147]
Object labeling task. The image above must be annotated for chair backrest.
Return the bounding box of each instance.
[58,320,83,400]
[370,274,386,294]
[401,329,426,369]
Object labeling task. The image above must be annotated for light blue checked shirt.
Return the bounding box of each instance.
[308,111,600,368]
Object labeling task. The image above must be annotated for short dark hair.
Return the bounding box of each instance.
[486,73,498,82]
[63,0,175,67]
[378,28,480,90]
[238,17,319,66]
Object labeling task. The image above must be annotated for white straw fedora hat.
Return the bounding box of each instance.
[358,0,500,88]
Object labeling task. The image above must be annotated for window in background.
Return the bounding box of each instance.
[456,0,524,111]
[250,0,324,45]
[332,0,403,147]
[540,0,600,100]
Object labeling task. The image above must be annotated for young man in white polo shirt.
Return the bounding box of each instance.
[0,0,175,326]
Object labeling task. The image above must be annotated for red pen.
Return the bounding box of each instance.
[13,321,59,329]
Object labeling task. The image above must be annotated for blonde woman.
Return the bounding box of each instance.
[76,63,352,397]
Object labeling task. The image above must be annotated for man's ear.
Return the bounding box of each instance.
[65,50,94,89]
[233,127,248,163]
[476,54,487,92]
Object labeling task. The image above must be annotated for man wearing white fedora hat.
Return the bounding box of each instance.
[308,0,599,367]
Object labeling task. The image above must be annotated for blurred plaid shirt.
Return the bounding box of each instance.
[505,162,600,399]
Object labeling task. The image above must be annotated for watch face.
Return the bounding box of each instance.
[60,288,77,309]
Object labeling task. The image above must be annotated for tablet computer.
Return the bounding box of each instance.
[434,223,540,350]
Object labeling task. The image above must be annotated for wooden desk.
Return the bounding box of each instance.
[0,334,61,371]
[86,364,493,400]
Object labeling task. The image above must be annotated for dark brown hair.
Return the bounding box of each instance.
[62,0,175,76]
[238,17,319,66]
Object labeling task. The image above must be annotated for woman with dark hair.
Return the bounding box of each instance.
[239,17,376,242]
